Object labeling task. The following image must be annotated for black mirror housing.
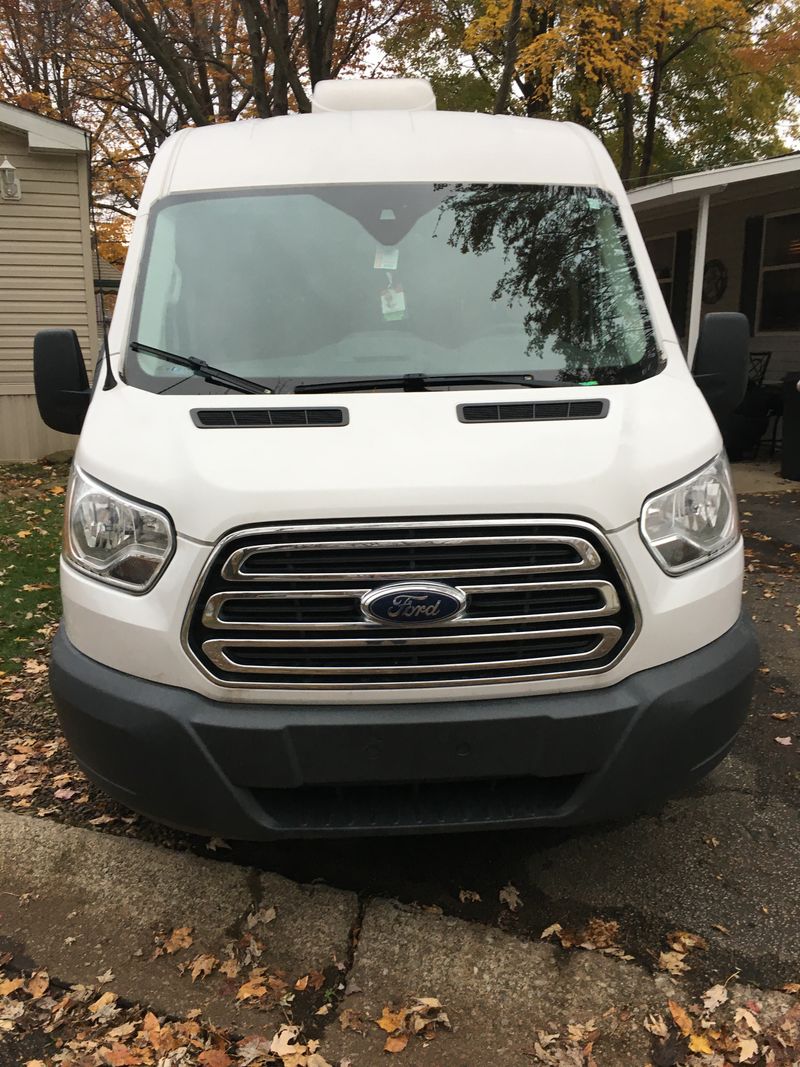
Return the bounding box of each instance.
[692,312,750,425]
[33,329,91,435]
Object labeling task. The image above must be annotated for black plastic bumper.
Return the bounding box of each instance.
[50,614,759,839]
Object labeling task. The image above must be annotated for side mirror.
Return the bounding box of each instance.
[33,329,91,435]
[692,312,749,424]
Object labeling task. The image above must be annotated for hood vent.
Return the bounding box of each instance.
[192,408,349,428]
[458,399,608,424]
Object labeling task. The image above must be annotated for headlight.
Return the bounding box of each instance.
[64,467,174,592]
[640,454,739,575]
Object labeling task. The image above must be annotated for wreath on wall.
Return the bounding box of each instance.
[702,259,728,305]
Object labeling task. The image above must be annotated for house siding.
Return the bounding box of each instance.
[0,124,97,460]
[636,186,800,381]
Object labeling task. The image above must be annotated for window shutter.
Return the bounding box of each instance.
[671,229,692,338]
[739,216,764,335]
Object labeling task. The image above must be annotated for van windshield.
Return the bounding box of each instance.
[126,183,662,393]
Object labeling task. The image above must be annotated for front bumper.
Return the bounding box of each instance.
[50,613,759,839]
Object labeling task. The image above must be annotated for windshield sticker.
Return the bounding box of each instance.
[374,245,399,270]
[381,282,407,321]
[379,208,396,221]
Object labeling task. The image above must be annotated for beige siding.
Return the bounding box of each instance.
[636,182,800,379]
[0,394,78,461]
[0,124,97,460]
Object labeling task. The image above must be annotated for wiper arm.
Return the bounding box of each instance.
[295,372,567,394]
[130,341,269,395]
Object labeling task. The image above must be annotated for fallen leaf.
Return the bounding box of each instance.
[206,837,231,851]
[384,1034,409,1054]
[96,968,114,985]
[643,1013,668,1038]
[687,1033,714,1055]
[775,736,793,746]
[377,1005,407,1033]
[236,975,267,1001]
[737,1036,759,1062]
[236,1035,272,1065]
[163,927,194,954]
[667,999,693,1037]
[659,950,689,975]
[783,983,800,994]
[197,1050,232,1067]
[771,712,794,721]
[26,971,49,999]
[499,882,522,911]
[339,1008,368,1035]
[270,1025,305,1057]
[702,984,729,1011]
[459,889,481,904]
[294,974,309,991]
[190,954,217,982]
[735,1007,761,1033]
[88,990,118,1021]
[218,958,240,979]
[668,930,707,952]
[99,1045,142,1066]
[245,905,276,928]
[0,978,24,996]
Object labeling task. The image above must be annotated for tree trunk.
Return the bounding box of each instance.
[304,0,340,86]
[638,43,663,180]
[238,0,271,116]
[493,0,522,114]
[619,91,635,182]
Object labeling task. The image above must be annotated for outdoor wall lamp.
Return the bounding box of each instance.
[0,157,21,201]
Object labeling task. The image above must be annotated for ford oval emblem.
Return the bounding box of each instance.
[361,582,467,626]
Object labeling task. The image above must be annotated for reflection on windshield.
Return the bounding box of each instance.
[128,182,661,394]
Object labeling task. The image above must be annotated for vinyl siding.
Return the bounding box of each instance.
[0,124,97,460]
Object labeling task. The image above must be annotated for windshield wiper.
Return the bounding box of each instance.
[130,341,269,395]
[295,372,568,394]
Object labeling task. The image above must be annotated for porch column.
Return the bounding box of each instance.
[686,192,710,366]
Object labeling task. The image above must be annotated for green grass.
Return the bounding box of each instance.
[0,463,67,675]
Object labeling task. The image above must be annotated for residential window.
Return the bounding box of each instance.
[645,234,675,309]
[759,211,800,332]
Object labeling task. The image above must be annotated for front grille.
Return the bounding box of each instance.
[185,518,636,690]
[250,774,585,832]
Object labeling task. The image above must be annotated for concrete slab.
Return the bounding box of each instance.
[733,459,798,494]
[323,898,678,1066]
[0,810,358,1030]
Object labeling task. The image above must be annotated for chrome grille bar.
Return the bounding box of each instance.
[202,626,621,676]
[201,580,621,631]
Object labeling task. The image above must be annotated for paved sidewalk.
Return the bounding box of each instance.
[1,811,796,1065]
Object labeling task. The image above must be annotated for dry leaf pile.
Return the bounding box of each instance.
[540,918,633,961]
[373,997,452,1054]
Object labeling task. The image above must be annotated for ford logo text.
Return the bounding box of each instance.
[361,582,467,626]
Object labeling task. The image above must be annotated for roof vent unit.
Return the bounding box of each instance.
[311,78,436,114]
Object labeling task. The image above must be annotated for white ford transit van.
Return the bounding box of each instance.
[35,79,758,839]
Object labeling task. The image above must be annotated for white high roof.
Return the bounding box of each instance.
[142,110,620,209]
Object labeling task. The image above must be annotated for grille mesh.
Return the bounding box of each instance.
[185,518,635,689]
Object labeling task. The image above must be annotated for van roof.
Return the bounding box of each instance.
[145,111,620,207]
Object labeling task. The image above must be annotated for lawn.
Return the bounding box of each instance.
[0,462,66,676]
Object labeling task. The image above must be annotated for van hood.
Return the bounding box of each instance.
[76,365,720,543]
